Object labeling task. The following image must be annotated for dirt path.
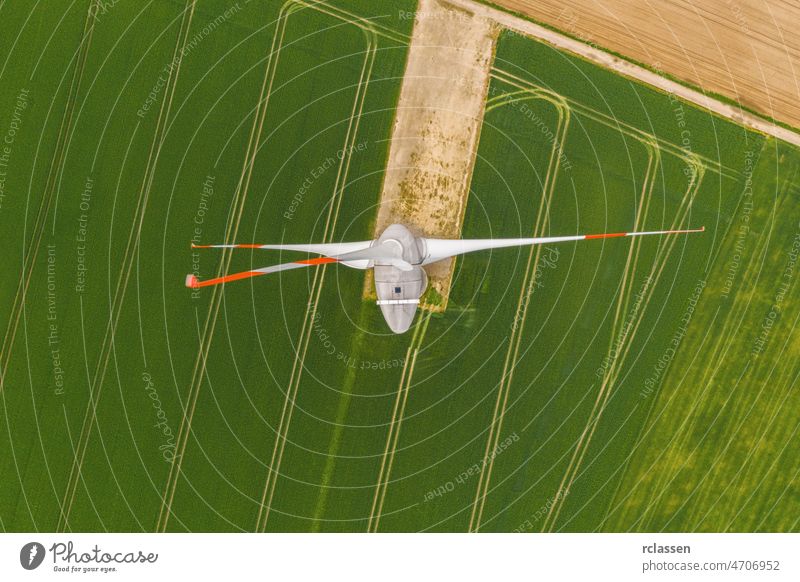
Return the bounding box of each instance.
[370,0,497,305]
[482,0,800,139]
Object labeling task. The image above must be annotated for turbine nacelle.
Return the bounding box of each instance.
[372,224,428,334]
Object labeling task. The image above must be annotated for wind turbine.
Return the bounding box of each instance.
[187,223,704,333]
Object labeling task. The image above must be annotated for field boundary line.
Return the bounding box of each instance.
[253,5,378,532]
[367,311,431,532]
[154,0,338,532]
[307,305,374,530]
[61,0,197,530]
[295,0,406,43]
[477,78,709,533]
[255,36,376,531]
[0,0,97,399]
[58,0,198,532]
[543,140,705,532]
[468,89,569,532]
[156,13,276,529]
[594,162,706,530]
[557,161,705,532]
[452,0,800,148]
[541,141,662,531]
[229,0,304,533]
[491,68,719,178]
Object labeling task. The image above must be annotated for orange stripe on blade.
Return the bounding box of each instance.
[191,243,264,249]
[190,257,337,289]
[192,270,266,288]
[585,232,627,240]
[295,257,339,265]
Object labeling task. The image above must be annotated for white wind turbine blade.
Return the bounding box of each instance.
[186,241,414,289]
[185,256,339,289]
[421,226,704,265]
[191,240,374,257]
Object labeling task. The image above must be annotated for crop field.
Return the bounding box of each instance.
[1,0,798,533]
[420,33,800,532]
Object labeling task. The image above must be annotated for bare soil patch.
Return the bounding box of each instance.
[368,0,496,308]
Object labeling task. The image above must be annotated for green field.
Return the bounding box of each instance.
[0,0,798,533]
